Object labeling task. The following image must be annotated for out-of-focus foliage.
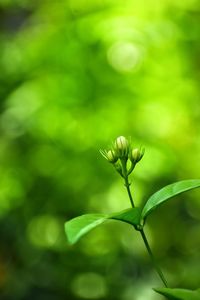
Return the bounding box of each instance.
[1,0,200,299]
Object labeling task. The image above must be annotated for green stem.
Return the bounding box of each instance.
[121,159,135,208]
[124,177,135,208]
[124,175,168,287]
[140,229,168,287]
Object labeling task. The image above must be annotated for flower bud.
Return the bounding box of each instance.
[106,150,118,163]
[114,136,129,159]
[100,149,118,163]
[130,148,145,164]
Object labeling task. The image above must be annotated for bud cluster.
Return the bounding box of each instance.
[100,136,144,178]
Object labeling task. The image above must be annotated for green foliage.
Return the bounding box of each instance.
[1,0,200,299]
[111,207,141,226]
[141,180,200,220]
[154,288,200,300]
[65,208,141,244]
[65,173,200,297]
[65,180,200,245]
[65,214,108,244]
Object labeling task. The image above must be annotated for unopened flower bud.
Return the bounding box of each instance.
[130,148,145,164]
[100,149,118,163]
[114,136,129,159]
[106,150,118,163]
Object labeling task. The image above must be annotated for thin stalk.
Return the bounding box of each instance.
[140,229,168,287]
[121,159,135,208]
[124,177,135,208]
[124,175,168,287]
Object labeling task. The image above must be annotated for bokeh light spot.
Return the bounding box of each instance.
[0,172,24,216]
[80,226,117,256]
[27,215,62,248]
[122,282,161,300]
[107,41,144,73]
[71,272,107,299]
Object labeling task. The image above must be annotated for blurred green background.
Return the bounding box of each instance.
[1,0,200,299]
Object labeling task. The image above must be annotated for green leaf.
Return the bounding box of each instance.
[111,207,141,225]
[154,287,200,300]
[141,179,200,220]
[65,207,141,244]
[65,214,108,245]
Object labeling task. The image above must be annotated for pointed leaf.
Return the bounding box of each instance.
[65,207,141,244]
[141,179,200,220]
[154,287,200,300]
[65,214,108,244]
